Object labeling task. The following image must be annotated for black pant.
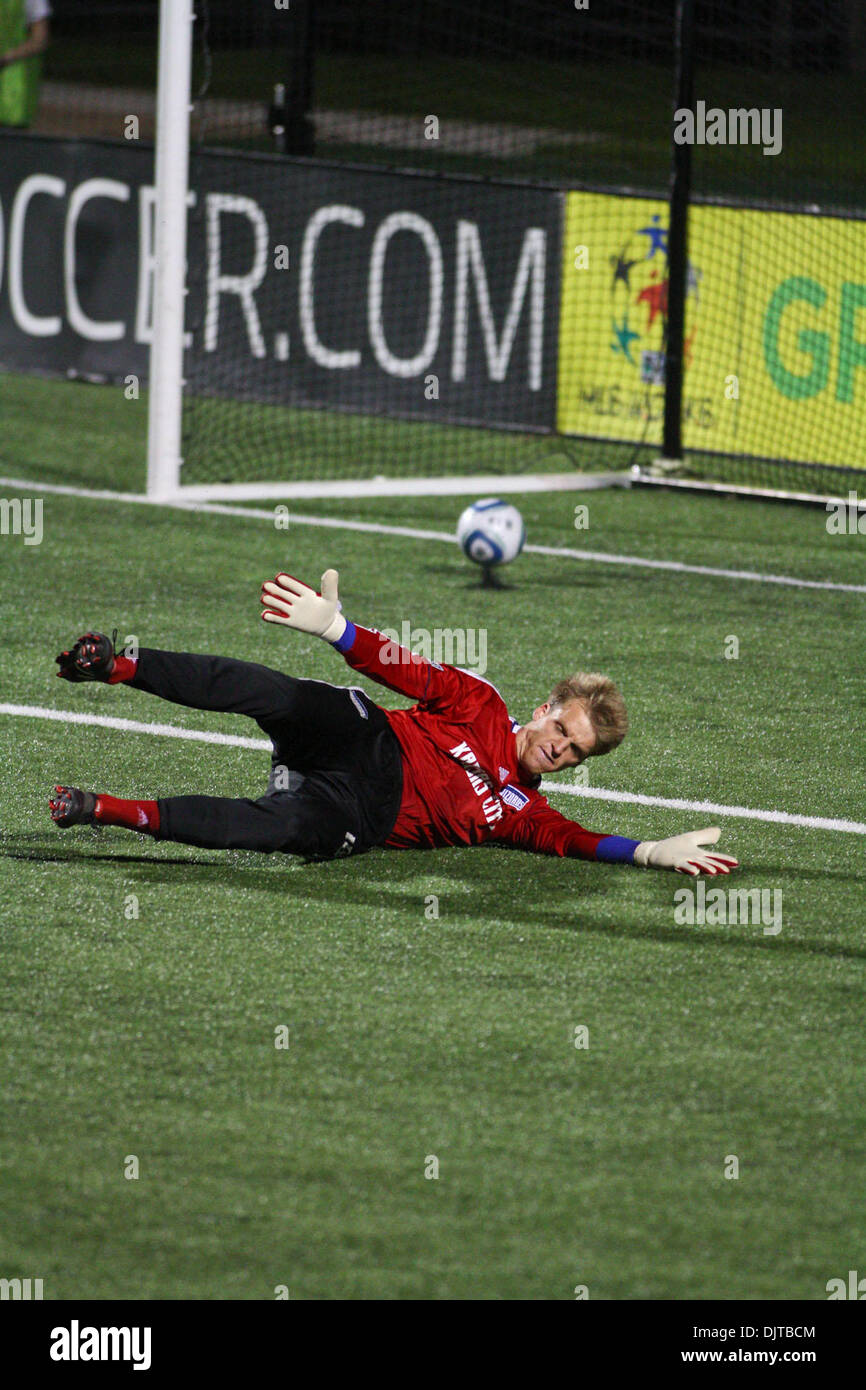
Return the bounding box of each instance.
[131,649,403,859]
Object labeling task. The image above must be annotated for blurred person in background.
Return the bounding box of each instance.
[0,0,51,127]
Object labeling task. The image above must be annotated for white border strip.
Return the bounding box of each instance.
[2,474,865,594]
[5,703,864,835]
[638,470,866,510]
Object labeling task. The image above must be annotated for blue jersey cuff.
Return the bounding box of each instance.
[594,835,640,864]
[331,620,356,652]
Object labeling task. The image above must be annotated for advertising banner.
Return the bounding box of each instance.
[558,190,866,469]
[0,135,561,433]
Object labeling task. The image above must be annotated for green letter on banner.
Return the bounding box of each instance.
[763,276,829,400]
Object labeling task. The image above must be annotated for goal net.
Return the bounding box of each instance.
[142,0,865,503]
[153,0,665,500]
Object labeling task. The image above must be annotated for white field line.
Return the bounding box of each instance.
[2,704,266,751]
[540,781,866,835]
[5,702,864,836]
[1,474,865,593]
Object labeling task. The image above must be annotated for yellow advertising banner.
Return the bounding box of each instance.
[557,191,866,469]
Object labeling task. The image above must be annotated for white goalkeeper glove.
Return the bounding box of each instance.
[634,826,738,876]
[260,569,347,643]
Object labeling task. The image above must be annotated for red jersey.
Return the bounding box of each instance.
[337,623,613,859]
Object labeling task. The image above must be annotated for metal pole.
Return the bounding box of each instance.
[662,0,695,464]
[283,0,315,156]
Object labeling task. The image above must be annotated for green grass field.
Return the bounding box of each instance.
[1,379,865,1300]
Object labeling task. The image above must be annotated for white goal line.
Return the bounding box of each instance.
[1,474,865,594]
[4,702,864,836]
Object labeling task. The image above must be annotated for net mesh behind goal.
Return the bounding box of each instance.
[177,0,865,494]
[677,0,866,497]
[179,0,674,489]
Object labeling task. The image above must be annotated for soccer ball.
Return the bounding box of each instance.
[456,498,526,568]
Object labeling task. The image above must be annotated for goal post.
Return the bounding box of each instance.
[146,0,194,502]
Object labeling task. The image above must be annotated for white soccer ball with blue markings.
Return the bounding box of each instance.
[456,498,526,568]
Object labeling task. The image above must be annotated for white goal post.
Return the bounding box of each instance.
[146,0,193,502]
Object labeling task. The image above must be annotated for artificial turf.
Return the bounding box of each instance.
[1,442,864,1298]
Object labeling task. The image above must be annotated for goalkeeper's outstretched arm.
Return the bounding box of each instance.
[261,568,486,708]
[498,800,738,875]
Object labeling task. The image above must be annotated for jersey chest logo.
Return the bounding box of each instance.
[501,784,529,812]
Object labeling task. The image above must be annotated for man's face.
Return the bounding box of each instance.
[515,699,597,777]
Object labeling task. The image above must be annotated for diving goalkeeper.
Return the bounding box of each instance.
[49,569,738,877]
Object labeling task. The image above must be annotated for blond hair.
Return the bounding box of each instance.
[549,672,627,757]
